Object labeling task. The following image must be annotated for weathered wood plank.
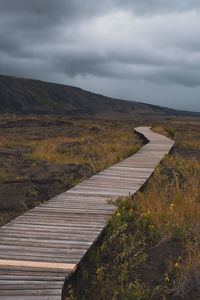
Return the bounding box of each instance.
[0,260,76,271]
[0,289,61,296]
[0,254,83,264]
[0,281,63,289]
[0,297,61,300]
[0,275,66,281]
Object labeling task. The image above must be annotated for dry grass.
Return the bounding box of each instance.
[153,123,200,150]
[174,243,200,297]
[0,116,144,227]
[0,167,12,183]
[136,156,200,240]
[26,124,142,172]
[66,123,200,300]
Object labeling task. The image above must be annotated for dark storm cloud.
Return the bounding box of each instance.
[0,0,200,111]
[117,0,200,14]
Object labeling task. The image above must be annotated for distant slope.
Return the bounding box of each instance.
[0,75,199,118]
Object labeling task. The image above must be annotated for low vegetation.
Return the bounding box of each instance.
[25,123,141,173]
[65,122,200,300]
[1,114,200,299]
[0,115,143,226]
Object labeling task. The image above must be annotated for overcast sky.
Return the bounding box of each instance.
[1,0,200,112]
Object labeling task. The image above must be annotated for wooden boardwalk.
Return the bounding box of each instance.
[0,127,174,299]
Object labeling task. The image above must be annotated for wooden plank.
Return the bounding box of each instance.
[0,275,66,281]
[0,241,91,251]
[0,237,93,246]
[0,260,76,271]
[0,281,63,289]
[0,265,69,274]
[3,223,104,231]
[0,231,99,240]
[0,225,103,234]
[0,269,68,277]
[0,296,61,300]
[0,245,87,256]
[3,255,85,266]
[0,254,83,263]
[0,289,61,296]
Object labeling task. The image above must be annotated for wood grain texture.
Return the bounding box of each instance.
[0,127,174,299]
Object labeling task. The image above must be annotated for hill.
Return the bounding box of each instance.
[0,74,199,118]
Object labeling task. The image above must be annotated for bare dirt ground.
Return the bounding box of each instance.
[0,114,143,226]
[0,116,93,225]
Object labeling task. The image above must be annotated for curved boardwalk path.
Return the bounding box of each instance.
[0,127,174,299]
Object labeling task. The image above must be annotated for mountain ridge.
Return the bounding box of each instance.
[0,74,199,118]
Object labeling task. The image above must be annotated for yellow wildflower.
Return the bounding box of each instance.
[96,268,101,274]
[143,210,150,217]
[129,208,133,215]
[149,225,154,229]
[165,274,170,282]
[116,212,121,217]
[175,263,179,268]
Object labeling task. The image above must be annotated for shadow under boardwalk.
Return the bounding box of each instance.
[0,127,174,300]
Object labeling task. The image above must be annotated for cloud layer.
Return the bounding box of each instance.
[0,0,200,111]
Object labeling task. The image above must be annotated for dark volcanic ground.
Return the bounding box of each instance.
[0,115,199,230]
[0,114,145,226]
[0,115,95,225]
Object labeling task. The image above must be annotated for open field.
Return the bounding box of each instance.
[0,114,200,299]
[0,114,143,226]
[64,120,200,300]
